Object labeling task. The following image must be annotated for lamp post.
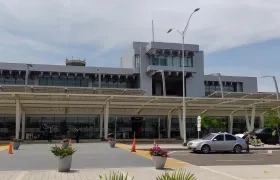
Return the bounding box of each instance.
[97,68,101,94]
[156,70,166,96]
[25,64,33,92]
[260,76,279,99]
[167,8,200,146]
[210,73,224,98]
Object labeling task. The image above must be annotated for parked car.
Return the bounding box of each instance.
[251,128,279,145]
[187,132,247,154]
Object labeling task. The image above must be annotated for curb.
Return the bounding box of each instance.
[137,147,280,151]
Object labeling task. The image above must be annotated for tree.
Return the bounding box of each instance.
[201,114,226,133]
[264,110,280,144]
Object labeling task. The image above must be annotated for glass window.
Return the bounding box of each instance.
[158,56,167,66]
[134,54,140,68]
[202,133,216,140]
[215,134,224,141]
[151,56,159,65]
[225,134,236,141]
[167,56,173,66]
[172,57,181,67]
[183,56,193,67]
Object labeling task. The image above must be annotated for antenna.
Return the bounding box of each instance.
[152,20,155,42]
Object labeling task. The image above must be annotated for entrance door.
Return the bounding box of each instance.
[131,117,143,138]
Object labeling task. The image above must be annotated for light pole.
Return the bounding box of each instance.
[97,68,101,94]
[167,8,200,146]
[156,70,166,96]
[25,64,33,92]
[260,76,279,99]
[210,73,224,98]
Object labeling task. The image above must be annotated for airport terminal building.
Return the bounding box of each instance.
[0,41,270,140]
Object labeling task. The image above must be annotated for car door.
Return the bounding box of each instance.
[225,134,237,151]
[211,134,225,151]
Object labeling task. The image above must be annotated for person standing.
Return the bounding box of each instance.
[242,132,250,153]
[75,128,81,143]
[48,125,53,142]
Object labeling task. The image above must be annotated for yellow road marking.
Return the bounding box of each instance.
[116,143,190,168]
[0,145,8,151]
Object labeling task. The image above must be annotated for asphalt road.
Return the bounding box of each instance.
[170,150,280,166]
[0,143,153,170]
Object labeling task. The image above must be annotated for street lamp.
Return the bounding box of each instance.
[210,73,224,98]
[260,76,279,100]
[97,68,101,94]
[156,70,166,96]
[25,64,33,92]
[167,8,200,146]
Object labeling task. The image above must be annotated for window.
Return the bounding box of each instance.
[225,134,236,141]
[172,57,181,67]
[151,56,159,65]
[158,56,167,66]
[202,133,216,140]
[215,134,224,141]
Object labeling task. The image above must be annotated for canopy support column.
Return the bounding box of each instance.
[250,106,256,131]
[104,103,109,138]
[228,114,233,134]
[178,109,183,139]
[260,114,265,128]
[100,112,104,138]
[244,107,256,132]
[15,99,21,139]
[167,113,171,138]
[21,111,26,140]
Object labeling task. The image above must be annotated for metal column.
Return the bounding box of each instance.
[99,113,104,138]
[228,114,233,134]
[104,103,109,138]
[167,113,171,138]
[21,112,26,140]
[15,100,21,139]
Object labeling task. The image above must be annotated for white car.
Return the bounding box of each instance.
[187,132,248,154]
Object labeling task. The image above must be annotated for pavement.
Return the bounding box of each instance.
[0,142,280,179]
[170,150,280,166]
[133,143,280,150]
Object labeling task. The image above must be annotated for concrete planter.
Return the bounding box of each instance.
[109,140,116,148]
[12,142,20,150]
[57,155,72,172]
[152,156,167,169]
[61,141,69,149]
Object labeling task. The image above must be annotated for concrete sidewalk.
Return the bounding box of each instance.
[1,165,280,180]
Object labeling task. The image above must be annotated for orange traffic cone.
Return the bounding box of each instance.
[131,138,136,152]
[153,139,156,147]
[8,142,13,155]
[69,138,72,147]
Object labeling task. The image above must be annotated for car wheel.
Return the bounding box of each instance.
[233,145,242,154]
[201,145,210,154]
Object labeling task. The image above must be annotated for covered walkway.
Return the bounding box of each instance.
[0,85,279,139]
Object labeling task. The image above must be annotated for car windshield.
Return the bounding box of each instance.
[254,128,264,134]
[202,134,216,140]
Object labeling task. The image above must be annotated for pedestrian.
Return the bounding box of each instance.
[242,132,250,153]
[75,128,81,143]
[48,125,53,142]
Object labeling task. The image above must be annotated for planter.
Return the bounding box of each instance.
[109,140,116,148]
[61,141,69,149]
[12,142,20,150]
[57,155,72,172]
[152,156,167,169]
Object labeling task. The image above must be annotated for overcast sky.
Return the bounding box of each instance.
[0,0,280,92]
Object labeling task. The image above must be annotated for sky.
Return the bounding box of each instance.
[0,0,280,92]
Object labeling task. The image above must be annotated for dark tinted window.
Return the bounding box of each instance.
[202,133,216,140]
[225,134,236,141]
[215,134,224,141]
[263,128,272,134]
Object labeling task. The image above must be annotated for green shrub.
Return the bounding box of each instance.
[156,169,196,180]
[99,171,134,180]
[51,145,76,159]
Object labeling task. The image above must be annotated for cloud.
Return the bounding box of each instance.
[0,0,280,91]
